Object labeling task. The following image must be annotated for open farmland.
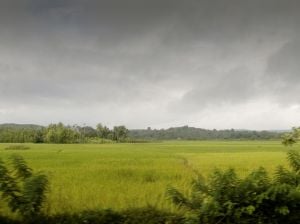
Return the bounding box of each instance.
[0,141,296,216]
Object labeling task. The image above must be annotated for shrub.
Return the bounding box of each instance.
[122,207,183,224]
[26,208,183,224]
[0,155,48,219]
[31,209,123,224]
[167,150,300,224]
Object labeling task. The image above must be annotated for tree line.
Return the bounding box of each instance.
[129,125,281,140]
[0,123,129,143]
[0,123,283,143]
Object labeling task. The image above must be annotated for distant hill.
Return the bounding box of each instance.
[129,126,283,140]
[0,123,44,130]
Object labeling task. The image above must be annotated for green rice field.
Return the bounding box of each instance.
[0,141,297,215]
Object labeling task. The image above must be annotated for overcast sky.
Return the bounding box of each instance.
[1,0,300,129]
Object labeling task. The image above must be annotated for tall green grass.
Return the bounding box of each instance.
[0,141,296,216]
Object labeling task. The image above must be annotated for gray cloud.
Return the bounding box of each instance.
[0,0,300,129]
[264,38,300,105]
[267,39,300,82]
[174,66,257,109]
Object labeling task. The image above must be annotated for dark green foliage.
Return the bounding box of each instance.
[275,151,300,188]
[0,123,281,143]
[286,150,300,173]
[112,126,129,142]
[167,151,300,224]
[33,130,45,143]
[0,216,20,224]
[76,126,98,138]
[0,123,131,143]
[45,123,80,144]
[0,155,48,218]
[122,207,184,224]
[96,123,112,139]
[21,174,48,216]
[14,208,182,224]
[282,127,300,146]
[10,154,32,179]
[130,126,281,140]
[31,209,123,224]
[0,124,44,143]
[0,159,22,212]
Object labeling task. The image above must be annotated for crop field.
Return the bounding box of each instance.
[0,141,297,216]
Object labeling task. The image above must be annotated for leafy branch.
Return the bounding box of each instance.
[0,155,48,218]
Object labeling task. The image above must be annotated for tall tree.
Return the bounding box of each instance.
[112,126,129,142]
[96,123,111,139]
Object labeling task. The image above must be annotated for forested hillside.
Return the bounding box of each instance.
[0,124,44,143]
[129,126,281,140]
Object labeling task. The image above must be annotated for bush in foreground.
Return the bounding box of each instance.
[12,207,183,224]
[167,150,300,224]
[0,155,48,219]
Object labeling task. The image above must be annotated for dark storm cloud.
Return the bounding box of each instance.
[173,66,257,110]
[0,0,300,128]
[265,38,300,105]
[267,39,300,83]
